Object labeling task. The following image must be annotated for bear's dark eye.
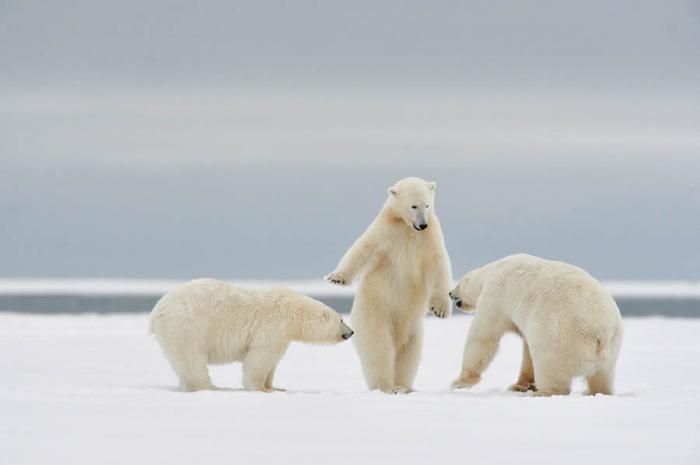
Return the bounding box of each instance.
[411,205,417,209]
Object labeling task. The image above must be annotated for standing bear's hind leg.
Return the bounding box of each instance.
[394,328,422,392]
[353,327,396,393]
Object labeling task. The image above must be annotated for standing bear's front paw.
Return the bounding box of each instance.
[325,271,351,287]
[429,295,452,318]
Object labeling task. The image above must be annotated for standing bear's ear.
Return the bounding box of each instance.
[428,181,437,192]
[388,186,399,196]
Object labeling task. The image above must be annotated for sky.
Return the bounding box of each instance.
[1,0,699,90]
[0,1,699,280]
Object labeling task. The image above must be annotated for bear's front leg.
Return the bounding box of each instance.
[427,246,453,318]
[326,229,380,287]
[451,313,504,390]
[242,347,285,393]
[264,364,286,392]
[509,339,536,392]
[451,370,482,390]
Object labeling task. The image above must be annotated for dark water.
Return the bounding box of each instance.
[0,293,698,317]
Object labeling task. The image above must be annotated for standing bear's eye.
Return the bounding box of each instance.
[411,205,417,209]
[425,205,430,208]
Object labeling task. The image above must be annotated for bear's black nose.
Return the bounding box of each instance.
[418,223,428,230]
[342,331,354,340]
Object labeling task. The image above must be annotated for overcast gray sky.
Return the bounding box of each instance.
[1,1,698,280]
[1,0,699,89]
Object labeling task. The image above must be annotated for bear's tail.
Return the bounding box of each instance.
[596,324,623,361]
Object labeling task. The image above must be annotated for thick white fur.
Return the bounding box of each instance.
[326,177,453,393]
[450,254,623,396]
[149,279,352,392]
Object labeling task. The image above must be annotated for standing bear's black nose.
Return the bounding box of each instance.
[418,223,428,230]
[342,330,354,340]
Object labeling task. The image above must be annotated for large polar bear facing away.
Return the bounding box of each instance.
[326,177,453,393]
[149,279,353,392]
[450,254,622,396]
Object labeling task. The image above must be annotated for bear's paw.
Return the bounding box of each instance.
[429,295,451,319]
[451,372,481,390]
[508,383,537,393]
[325,272,350,287]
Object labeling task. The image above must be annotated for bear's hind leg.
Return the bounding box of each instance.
[586,328,620,395]
[532,359,572,397]
[354,329,396,393]
[394,328,422,392]
[171,352,215,392]
[585,365,615,395]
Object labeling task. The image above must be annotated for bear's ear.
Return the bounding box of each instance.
[388,186,399,196]
[428,181,437,192]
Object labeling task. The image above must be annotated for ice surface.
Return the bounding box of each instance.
[1,314,699,465]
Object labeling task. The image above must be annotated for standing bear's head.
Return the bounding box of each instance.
[385,177,437,232]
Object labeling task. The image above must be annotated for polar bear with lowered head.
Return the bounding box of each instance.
[326,177,453,393]
[450,254,623,396]
[149,278,353,392]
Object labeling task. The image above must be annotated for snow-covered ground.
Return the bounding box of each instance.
[1,314,699,465]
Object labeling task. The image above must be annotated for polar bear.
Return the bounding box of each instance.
[326,177,453,393]
[149,279,353,392]
[449,254,623,396]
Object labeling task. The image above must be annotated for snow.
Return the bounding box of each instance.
[1,314,699,465]
[1,279,699,299]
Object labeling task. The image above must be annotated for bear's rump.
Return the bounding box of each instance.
[525,317,607,377]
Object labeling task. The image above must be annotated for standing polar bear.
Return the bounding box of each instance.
[149,279,353,392]
[450,254,623,396]
[326,177,453,393]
